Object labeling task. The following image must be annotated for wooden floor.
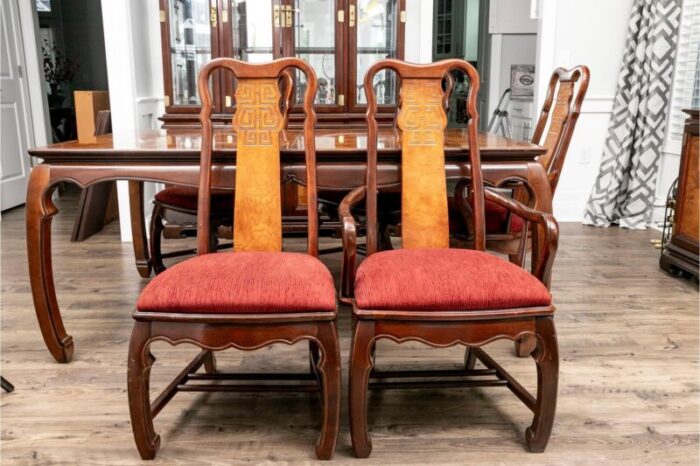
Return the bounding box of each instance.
[1,194,698,465]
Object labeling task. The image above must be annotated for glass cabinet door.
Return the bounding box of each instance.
[166,0,216,107]
[291,0,341,109]
[351,0,403,110]
[230,0,274,62]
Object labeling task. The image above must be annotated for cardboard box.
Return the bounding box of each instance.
[74,91,110,143]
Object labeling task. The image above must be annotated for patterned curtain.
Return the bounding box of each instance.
[583,0,682,229]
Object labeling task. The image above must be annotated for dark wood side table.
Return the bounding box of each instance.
[660,108,699,279]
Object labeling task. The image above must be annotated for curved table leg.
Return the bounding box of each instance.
[26,165,74,363]
[129,181,152,278]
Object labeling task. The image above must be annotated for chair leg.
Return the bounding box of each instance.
[314,322,341,460]
[127,321,160,460]
[515,335,538,357]
[378,222,394,251]
[203,351,217,374]
[526,317,559,453]
[464,347,477,370]
[149,204,166,275]
[349,320,375,458]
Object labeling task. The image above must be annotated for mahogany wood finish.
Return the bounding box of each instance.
[149,72,294,274]
[70,110,117,242]
[342,59,560,456]
[126,58,340,461]
[456,66,589,266]
[660,109,699,279]
[26,129,548,364]
[159,0,406,128]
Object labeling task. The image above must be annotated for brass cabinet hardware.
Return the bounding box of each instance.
[349,4,356,27]
[274,5,281,27]
[337,9,344,22]
[400,10,406,23]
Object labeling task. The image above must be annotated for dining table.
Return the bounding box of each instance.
[26,127,549,363]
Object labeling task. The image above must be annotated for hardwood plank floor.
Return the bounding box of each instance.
[1,194,698,465]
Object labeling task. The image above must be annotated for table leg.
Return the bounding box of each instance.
[26,165,74,363]
[128,181,152,278]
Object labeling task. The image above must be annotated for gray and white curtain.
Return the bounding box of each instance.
[584,0,682,229]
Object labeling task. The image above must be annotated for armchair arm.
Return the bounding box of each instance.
[339,186,366,301]
[484,189,559,288]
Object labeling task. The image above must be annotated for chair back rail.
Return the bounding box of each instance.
[197,58,318,256]
[531,66,590,193]
[364,59,483,254]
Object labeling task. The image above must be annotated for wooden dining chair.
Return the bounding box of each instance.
[340,59,560,457]
[148,71,294,274]
[128,58,340,461]
[453,66,590,265]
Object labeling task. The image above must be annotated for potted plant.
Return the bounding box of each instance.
[42,41,78,109]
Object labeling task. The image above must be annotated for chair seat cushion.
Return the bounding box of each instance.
[137,252,336,313]
[448,198,525,235]
[355,248,551,311]
[155,186,233,212]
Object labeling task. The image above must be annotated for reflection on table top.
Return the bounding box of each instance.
[29,128,545,163]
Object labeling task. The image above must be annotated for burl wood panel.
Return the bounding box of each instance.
[538,81,574,171]
[396,78,450,249]
[231,79,285,252]
[677,131,699,242]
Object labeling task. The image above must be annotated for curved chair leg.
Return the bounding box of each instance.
[349,320,375,458]
[515,334,538,358]
[149,204,166,275]
[127,321,160,460]
[526,317,559,453]
[464,347,476,370]
[314,323,341,460]
[203,351,217,374]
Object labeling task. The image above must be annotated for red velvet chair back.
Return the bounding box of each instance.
[364,59,484,254]
[196,58,318,256]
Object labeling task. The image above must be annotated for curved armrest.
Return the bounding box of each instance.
[484,190,559,288]
[339,186,366,301]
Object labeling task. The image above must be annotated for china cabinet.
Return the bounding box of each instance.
[159,0,406,127]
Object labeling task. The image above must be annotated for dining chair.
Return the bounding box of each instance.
[453,66,590,265]
[340,58,560,457]
[148,71,294,274]
[127,58,340,460]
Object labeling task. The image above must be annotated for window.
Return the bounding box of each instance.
[666,0,700,151]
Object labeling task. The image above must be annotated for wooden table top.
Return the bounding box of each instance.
[29,128,545,163]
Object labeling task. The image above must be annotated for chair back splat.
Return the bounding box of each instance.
[364,59,484,253]
[196,58,318,256]
[531,66,590,193]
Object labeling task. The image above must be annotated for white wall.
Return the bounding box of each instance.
[405,0,433,63]
[102,0,164,242]
[535,0,634,221]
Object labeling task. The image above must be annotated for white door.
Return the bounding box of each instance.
[0,0,34,211]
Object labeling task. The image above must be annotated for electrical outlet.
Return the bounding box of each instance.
[580,147,592,164]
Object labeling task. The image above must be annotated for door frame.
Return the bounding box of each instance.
[16,1,51,151]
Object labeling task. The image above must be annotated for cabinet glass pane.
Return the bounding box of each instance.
[169,0,212,105]
[293,0,336,105]
[356,0,398,104]
[231,0,274,63]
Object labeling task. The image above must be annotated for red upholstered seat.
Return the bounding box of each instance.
[354,248,551,311]
[449,198,524,235]
[485,199,525,233]
[137,252,337,313]
[155,186,234,212]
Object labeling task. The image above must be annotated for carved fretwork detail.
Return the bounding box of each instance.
[396,79,447,146]
[232,79,285,147]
